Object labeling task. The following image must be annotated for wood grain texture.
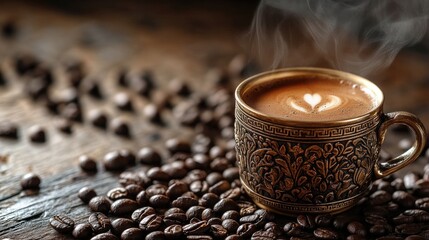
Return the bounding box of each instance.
[0,1,428,239]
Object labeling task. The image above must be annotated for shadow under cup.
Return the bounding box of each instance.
[234,67,427,216]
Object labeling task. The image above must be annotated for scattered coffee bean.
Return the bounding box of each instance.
[111,199,139,215]
[166,138,191,154]
[121,227,144,240]
[145,230,166,240]
[237,223,257,238]
[78,186,97,203]
[183,220,209,235]
[132,206,156,223]
[0,122,18,139]
[313,227,340,239]
[89,212,111,234]
[149,194,170,208]
[138,147,162,165]
[89,196,111,213]
[28,125,46,143]
[111,218,135,235]
[55,118,73,134]
[164,224,183,238]
[103,150,128,171]
[72,223,93,239]
[88,109,108,129]
[139,214,162,232]
[143,104,162,123]
[20,173,41,189]
[49,215,75,233]
[90,233,118,240]
[110,117,131,137]
[79,155,98,172]
[114,92,133,111]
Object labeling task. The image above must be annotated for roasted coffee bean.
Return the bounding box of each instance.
[88,109,108,129]
[138,147,162,165]
[186,206,205,220]
[72,223,93,239]
[166,181,188,199]
[78,187,97,203]
[164,207,184,215]
[415,197,429,210]
[405,235,425,240]
[201,208,214,220]
[414,179,429,197]
[404,173,420,189]
[20,173,41,189]
[240,214,260,224]
[172,196,199,210]
[183,220,209,235]
[79,155,98,172]
[90,233,118,240]
[84,79,103,99]
[221,210,240,222]
[347,234,366,240]
[199,193,219,208]
[147,167,170,181]
[125,184,143,198]
[89,196,111,213]
[186,235,212,240]
[28,125,46,143]
[220,187,241,200]
[163,162,188,179]
[139,214,162,232]
[210,158,229,172]
[146,231,166,240]
[315,214,333,227]
[146,184,168,197]
[164,212,187,226]
[211,224,228,238]
[50,215,75,233]
[365,215,388,225]
[370,224,391,236]
[251,229,276,240]
[222,219,240,233]
[237,223,257,238]
[206,172,224,186]
[214,198,239,213]
[395,223,422,235]
[121,228,144,240]
[164,224,183,239]
[149,194,170,208]
[114,92,133,111]
[190,180,209,195]
[119,149,136,166]
[111,218,135,235]
[333,215,357,229]
[313,227,340,239]
[209,180,231,195]
[166,138,191,154]
[89,212,111,234]
[347,221,367,236]
[186,169,208,183]
[0,122,18,139]
[103,151,128,171]
[111,199,139,215]
[297,215,316,229]
[145,103,163,124]
[208,217,223,226]
[283,222,306,237]
[61,103,82,122]
[136,190,149,206]
[393,191,416,208]
[370,190,392,205]
[264,222,282,236]
[110,117,131,137]
[239,202,257,216]
[132,207,156,222]
[225,235,241,240]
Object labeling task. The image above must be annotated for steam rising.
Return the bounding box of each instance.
[250,0,429,76]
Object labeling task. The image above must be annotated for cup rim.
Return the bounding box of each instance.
[235,67,384,126]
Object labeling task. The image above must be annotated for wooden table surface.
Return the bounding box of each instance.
[0,1,428,239]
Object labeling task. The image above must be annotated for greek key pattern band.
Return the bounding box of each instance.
[235,104,380,140]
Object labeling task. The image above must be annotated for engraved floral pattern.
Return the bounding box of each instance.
[235,120,379,204]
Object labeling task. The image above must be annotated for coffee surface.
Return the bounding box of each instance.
[243,76,377,121]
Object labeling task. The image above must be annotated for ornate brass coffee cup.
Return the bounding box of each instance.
[234,68,427,216]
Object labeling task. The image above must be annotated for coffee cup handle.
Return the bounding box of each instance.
[374,112,427,178]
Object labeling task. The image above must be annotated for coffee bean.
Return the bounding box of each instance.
[164,224,183,239]
[393,191,416,208]
[206,172,224,186]
[211,224,228,238]
[297,215,316,229]
[138,147,162,165]
[103,151,128,171]
[395,223,422,235]
[222,219,240,233]
[132,207,156,222]
[49,215,75,233]
[166,138,191,154]
[164,212,187,226]
[210,158,229,172]
[313,227,340,239]
[214,198,239,213]
[415,197,429,210]
[111,218,135,235]
[89,196,111,213]
[166,181,188,199]
[186,235,213,240]
[315,214,333,227]
[90,233,118,240]
[146,231,166,240]
[251,229,276,240]
[208,217,223,226]
[237,223,257,238]
[146,184,168,197]
[333,215,358,229]
[149,194,170,208]
[414,179,429,197]
[20,173,41,189]
[183,220,209,235]
[172,196,199,210]
[223,167,239,182]
[72,223,93,239]
[147,167,170,181]
[61,103,82,122]
[222,210,240,221]
[347,221,367,236]
[89,212,111,234]
[121,228,144,240]
[28,125,46,143]
[143,104,162,123]
[405,235,425,240]
[111,199,139,215]
[370,190,392,205]
[238,201,257,216]
[201,208,214,220]
[110,117,131,137]
[106,187,128,200]
[114,92,133,111]
[163,162,188,179]
[0,122,18,139]
[199,193,219,208]
[78,187,97,203]
[190,180,209,195]
[225,235,241,240]
[119,149,136,166]
[139,214,162,232]
[186,206,205,220]
[209,180,231,195]
[370,224,392,236]
[404,173,420,189]
[79,155,98,172]
[88,109,108,129]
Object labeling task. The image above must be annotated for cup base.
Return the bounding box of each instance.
[241,177,369,216]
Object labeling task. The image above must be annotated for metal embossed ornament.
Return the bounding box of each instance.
[234,68,427,216]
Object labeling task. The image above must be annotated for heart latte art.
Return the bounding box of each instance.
[243,76,376,121]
